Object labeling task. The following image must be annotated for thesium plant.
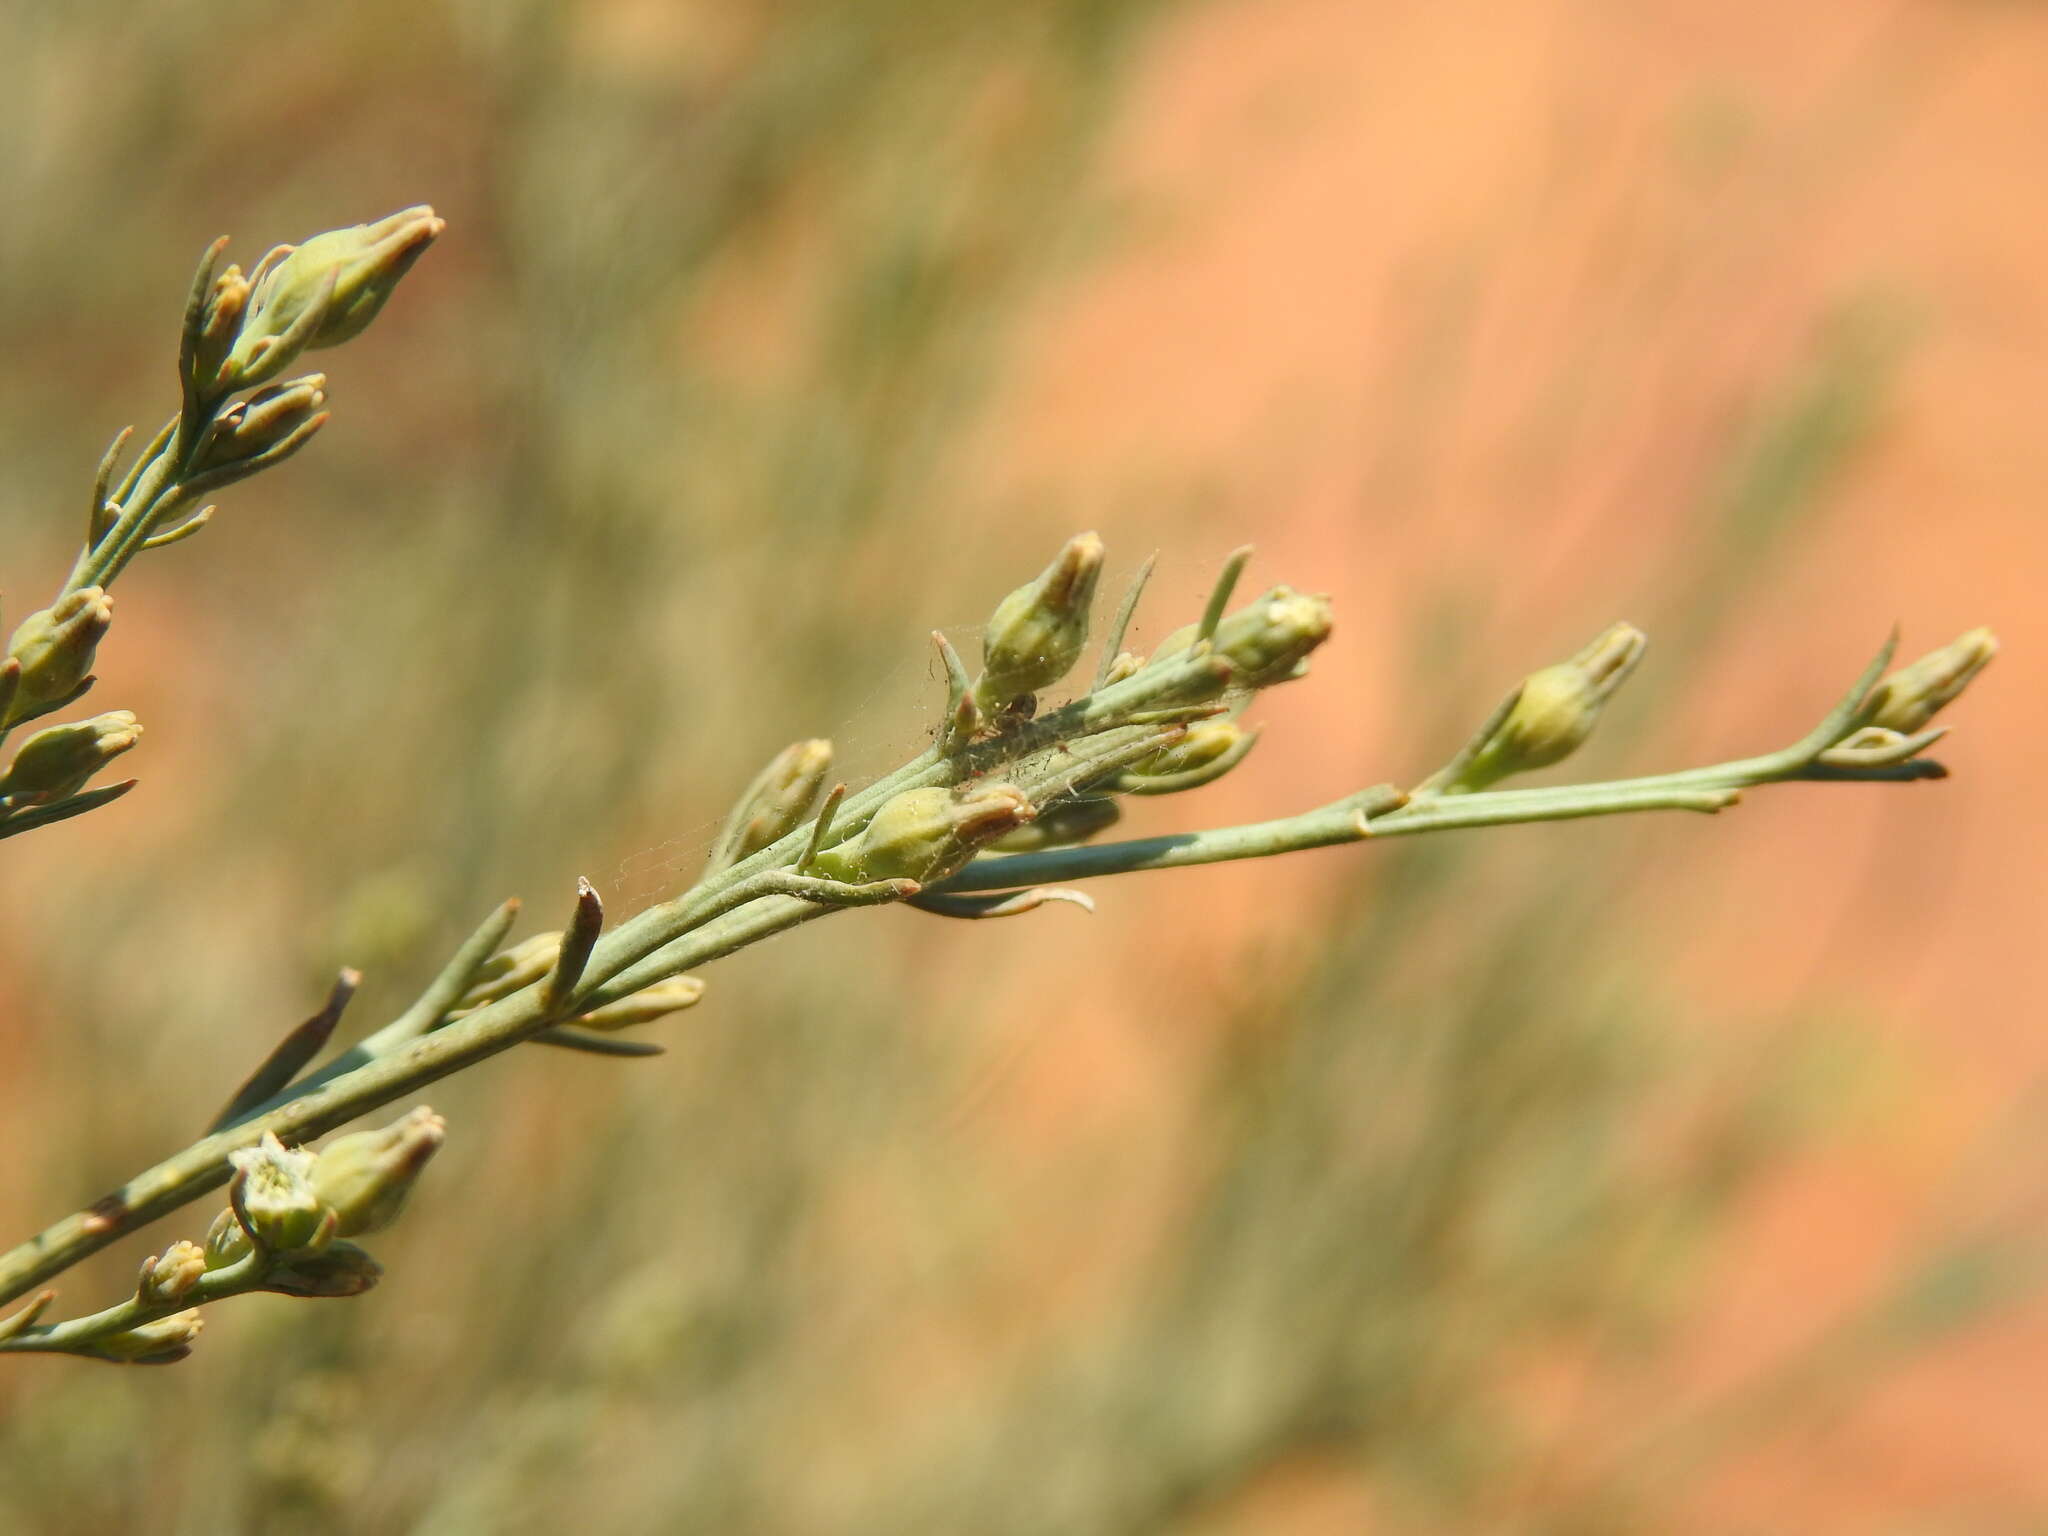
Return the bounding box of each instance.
[0,209,1997,1366]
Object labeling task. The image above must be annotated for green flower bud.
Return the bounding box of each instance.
[715,739,832,867]
[988,793,1121,852]
[1154,587,1334,691]
[311,1106,446,1239]
[226,206,443,388]
[824,783,1034,884]
[226,1132,331,1256]
[203,1207,245,1271]
[1869,628,1997,734]
[82,1309,203,1365]
[193,375,328,474]
[5,587,113,713]
[1130,720,1246,777]
[1454,622,1646,792]
[0,711,140,805]
[138,1240,206,1306]
[456,932,563,1011]
[258,1242,384,1299]
[575,977,706,1033]
[190,263,253,390]
[1117,719,1259,795]
[974,532,1104,711]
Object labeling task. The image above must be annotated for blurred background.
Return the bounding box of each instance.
[0,1,2042,1531]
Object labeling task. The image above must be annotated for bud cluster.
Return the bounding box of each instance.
[204,1110,445,1274]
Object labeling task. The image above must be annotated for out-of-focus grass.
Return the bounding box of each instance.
[0,3,2032,1534]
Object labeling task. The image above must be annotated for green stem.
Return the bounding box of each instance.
[0,629,1942,1317]
[937,785,1405,890]
[936,742,1943,898]
[0,1248,267,1359]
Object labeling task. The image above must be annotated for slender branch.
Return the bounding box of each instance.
[0,1248,265,1360]
[0,869,913,1305]
[0,618,1955,1310]
[938,786,1405,891]
[0,416,1987,1373]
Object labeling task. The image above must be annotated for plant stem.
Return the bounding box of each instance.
[0,628,1952,1317]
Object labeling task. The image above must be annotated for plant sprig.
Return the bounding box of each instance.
[0,214,1997,1364]
[0,207,442,841]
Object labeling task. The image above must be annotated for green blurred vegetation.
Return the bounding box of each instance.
[0,3,2030,1533]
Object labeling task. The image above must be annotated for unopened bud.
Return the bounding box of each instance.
[1155,587,1334,691]
[0,711,140,805]
[989,793,1121,852]
[1129,720,1247,776]
[138,1241,207,1306]
[312,1106,446,1239]
[717,739,832,866]
[83,1309,203,1365]
[259,1241,383,1299]
[575,977,706,1032]
[457,932,562,1011]
[193,375,327,473]
[191,264,252,389]
[226,206,443,387]
[974,533,1104,711]
[1454,623,1646,792]
[225,1132,330,1256]
[1869,628,1997,734]
[203,1208,244,1271]
[6,587,112,712]
[823,783,1034,884]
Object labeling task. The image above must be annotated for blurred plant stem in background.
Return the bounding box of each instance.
[0,1,2034,1534]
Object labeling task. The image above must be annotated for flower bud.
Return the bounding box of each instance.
[5,587,112,713]
[989,793,1121,852]
[311,1106,446,1239]
[456,932,563,1011]
[1453,623,1646,792]
[1154,587,1334,691]
[1868,628,1997,734]
[138,1240,207,1306]
[226,206,443,387]
[974,533,1104,711]
[258,1241,384,1299]
[191,263,252,390]
[716,739,832,867]
[193,375,327,474]
[575,977,706,1032]
[203,1207,245,1271]
[823,783,1034,884]
[0,711,140,805]
[83,1309,203,1365]
[1117,719,1259,795]
[226,1132,331,1256]
[1129,720,1246,777]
